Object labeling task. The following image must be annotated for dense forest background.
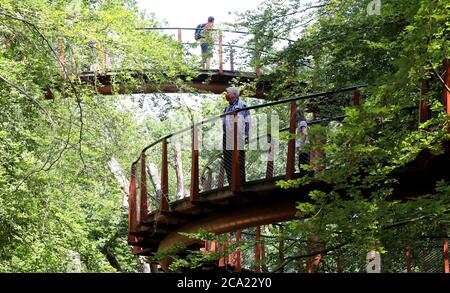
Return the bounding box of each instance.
[0,0,448,272]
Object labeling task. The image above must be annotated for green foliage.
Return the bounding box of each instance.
[172,0,450,272]
[0,0,193,272]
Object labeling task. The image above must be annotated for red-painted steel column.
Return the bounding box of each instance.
[160,139,169,212]
[444,237,449,273]
[218,31,223,75]
[210,240,217,251]
[140,153,148,223]
[128,164,137,242]
[178,29,182,43]
[353,88,361,106]
[191,125,199,201]
[286,102,297,179]
[227,235,233,265]
[406,241,412,273]
[219,242,226,267]
[443,59,450,117]
[235,230,242,272]
[255,226,261,272]
[231,113,240,192]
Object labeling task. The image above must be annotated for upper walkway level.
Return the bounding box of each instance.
[56,27,288,98]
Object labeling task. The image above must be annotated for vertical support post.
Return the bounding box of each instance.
[255,226,261,272]
[230,48,235,72]
[160,139,169,212]
[190,125,199,201]
[443,59,450,117]
[139,153,148,223]
[218,31,223,75]
[227,235,233,265]
[231,113,240,192]
[178,29,182,43]
[353,88,361,106]
[128,164,137,242]
[219,242,226,267]
[278,226,285,273]
[210,241,217,251]
[286,102,297,179]
[406,241,412,273]
[235,230,242,272]
[444,237,449,273]
[58,39,65,78]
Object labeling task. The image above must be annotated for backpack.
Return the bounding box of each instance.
[194,23,206,40]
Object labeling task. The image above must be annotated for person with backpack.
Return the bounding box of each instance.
[195,16,215,69]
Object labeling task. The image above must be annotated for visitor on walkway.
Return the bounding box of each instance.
[222,86,250,185]
[195,16,215,70]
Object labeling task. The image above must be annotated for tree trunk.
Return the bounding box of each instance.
[147,163,161,203]
[108,157,129,208]
[172,142,185,200]
[108,157,152,272]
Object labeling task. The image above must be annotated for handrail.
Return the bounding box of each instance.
[133,85,367,164]
[181,42,269,54]
[136,27,294,42]
[137,26,291,75]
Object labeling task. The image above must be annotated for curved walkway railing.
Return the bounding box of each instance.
[136,27,286,75]
[127,85,367,236]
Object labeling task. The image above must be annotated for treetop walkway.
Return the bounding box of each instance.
[126,75,450,272]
